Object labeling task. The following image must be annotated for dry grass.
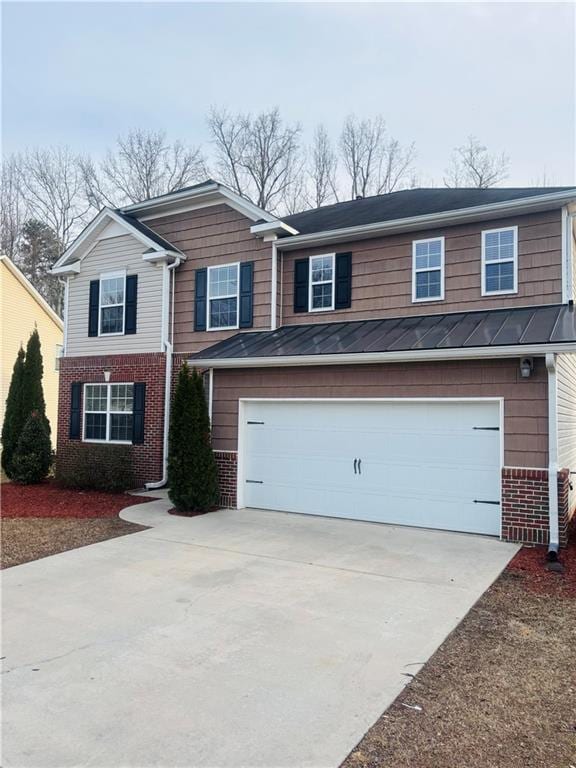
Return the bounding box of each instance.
[342,571,576,768]
[0,517,146,569]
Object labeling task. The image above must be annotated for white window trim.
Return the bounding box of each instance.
[82,382,134,444]
[308,253,336,312]
[411,237,445,303]
[481,226,518,297]
[98,270,126,336]
[207,262,240,331]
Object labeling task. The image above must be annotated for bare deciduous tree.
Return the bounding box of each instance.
[82,129,207,208]
[208,107,302,212]
[17,147,91,249]
[339,115,415,199]
[308,125,338,207]
[0,155,26,259]
[444,136,510,188]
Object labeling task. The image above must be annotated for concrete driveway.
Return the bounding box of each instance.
[2,497,519,768]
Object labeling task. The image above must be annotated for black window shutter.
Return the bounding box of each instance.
[125,274,138,335]
[239,261,254,328]
[69,382,82,440]
[194,268,207,331]
[88,280,100,337]
[132,383,146,445]
[335,252,352,309]
[293,258,310,313]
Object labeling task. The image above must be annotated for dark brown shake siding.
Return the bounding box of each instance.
[211,358,549,468]
[280,210,562,325]
[148,204,272,354]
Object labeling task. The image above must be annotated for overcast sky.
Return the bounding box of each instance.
[2,1,575,187]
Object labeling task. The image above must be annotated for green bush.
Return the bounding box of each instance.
[168,364,219,512]
[56,444,135,493]
[1,347,26,478]
[11,411,53,484]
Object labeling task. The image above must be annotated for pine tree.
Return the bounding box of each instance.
[22,328,50,437]
[11,410,53,484]
[1,347,26,478]
[168,364,219,512]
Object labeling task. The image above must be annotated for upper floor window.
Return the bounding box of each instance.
[83,383,133,443]
[482,227,518,296]
[208,263,239,330]
[309,254,335,311]
[99,272,125,335]
[412,238,444,302]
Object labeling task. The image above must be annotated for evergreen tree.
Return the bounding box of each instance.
[168,364,219,512]
[1,347,26,477]
[11,410,53,484]
[22,328,50,437]
[15,220,64,315]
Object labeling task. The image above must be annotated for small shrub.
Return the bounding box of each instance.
[11,411,53,484]
[56,444,135,493]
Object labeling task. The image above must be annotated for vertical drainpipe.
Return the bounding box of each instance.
[146,257,181,490]
[546,352,560,559]
[270,238,278,331]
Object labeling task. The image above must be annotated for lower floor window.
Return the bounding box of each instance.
[84,383,133,442]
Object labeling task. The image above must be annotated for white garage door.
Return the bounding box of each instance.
[240,399,502,536]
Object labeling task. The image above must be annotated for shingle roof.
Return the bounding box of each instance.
[114,210,182,252]
[282,187,575,235]
[191,304,576,362]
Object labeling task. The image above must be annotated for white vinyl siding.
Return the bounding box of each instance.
[66,234,163,355]
[557,353,576,512]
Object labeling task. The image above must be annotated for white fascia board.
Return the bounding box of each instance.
[142,249,186,264]
[50,261,81,276]
[250,220,300,237]
[189,342,576,369]
[122,183,278,225]
[277,190,576,251]
[51,208,181,271]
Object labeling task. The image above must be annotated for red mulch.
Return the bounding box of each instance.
[1,482,153,519]
[506,533,576,598]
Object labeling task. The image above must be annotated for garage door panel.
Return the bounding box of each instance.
[242,400,501,536]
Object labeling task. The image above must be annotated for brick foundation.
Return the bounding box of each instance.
[502,467,571,546]
[214,451,237,508]
[57,353,166,488]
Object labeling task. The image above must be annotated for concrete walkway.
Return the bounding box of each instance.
[2,497,519,768]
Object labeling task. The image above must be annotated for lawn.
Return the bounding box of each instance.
[342,538,576,768]
[1,482,151,568]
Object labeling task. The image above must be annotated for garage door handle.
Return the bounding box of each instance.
[357,458,362,475]
[473,499,501,505]
[353,458,358,474]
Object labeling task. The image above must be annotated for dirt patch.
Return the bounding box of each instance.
[1,482,153,518]
[0,517,147,569]
[342,547,576,768]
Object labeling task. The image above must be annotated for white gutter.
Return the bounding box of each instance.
[270,240,278,331]
[146,257,182,490]
[546,353,560,556]
[189,342,576,370]
[277,190,576,251]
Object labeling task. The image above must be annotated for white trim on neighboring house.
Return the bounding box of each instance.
[236,396,505,521]
[308,253,336,312]
[481,226,518,297]
[190,342,576,370]
[275,190,576,251]
[207,262,241,331]
[0,255,64,329]
[412,237,445,303]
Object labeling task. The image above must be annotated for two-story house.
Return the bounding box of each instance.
[51,181,576,554]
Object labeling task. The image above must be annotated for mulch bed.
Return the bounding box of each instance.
[1,481,153,569]
[2,481,152,519]
[342,540,576,768]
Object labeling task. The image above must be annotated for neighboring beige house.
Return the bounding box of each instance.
[1,255,63,445]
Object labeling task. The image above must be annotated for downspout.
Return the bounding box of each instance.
[546,352,560,559]
[146,257,181,490]
[270,238,278,331]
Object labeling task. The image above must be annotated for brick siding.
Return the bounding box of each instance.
[214,451,237,508]
[502,467,571,546]
[57,353,166,488]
